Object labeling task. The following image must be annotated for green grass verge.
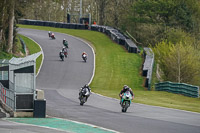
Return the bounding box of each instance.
[0,51,13,59]
[18,34,42,74]
[0,36,24,59]
[17,24,200,113]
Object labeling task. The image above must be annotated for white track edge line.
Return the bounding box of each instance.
[47,116,120,133]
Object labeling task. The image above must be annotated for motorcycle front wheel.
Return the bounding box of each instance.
[80,96,86,106]
[122,108,127,112]
[121,101,129,112]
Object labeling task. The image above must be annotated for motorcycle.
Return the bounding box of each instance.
[62,48,68,57]
[48,32,51,37]
[51,34,56,39]
[63,40,68,48]
[82,54,87,62]
[79,87,90,105]
[120,91,133,112]
[59,52,65,61]
[64,51,68,57]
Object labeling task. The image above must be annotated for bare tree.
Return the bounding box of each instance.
[94,0,109,25]
[62,0,69,23]
[7,0,15,53]
[0,0,5,41]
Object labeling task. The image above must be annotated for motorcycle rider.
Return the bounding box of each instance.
[51,33,55,39]
[119,85,134,104]
[59,50,64,59]
[62,46,67,52]
[48,31,52,37]
[62,46,68,57]
[82,51,87,61]
[63,38,68,48]
[79,84,91,101]
[63,38,66,44]
[82,51,87,58]
[82,51,87,56]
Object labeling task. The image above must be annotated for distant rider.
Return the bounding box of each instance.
[62,46,67,52]
[119,85,134,104]
[59,50,63,56]
[79,84,91,101]
[63,38,68,48]
[82,51,87,57]
[63,38,66,44]
[48,31,52,37]
[51,33,54,36]
[62,46,68,57]
[59,50,64,57]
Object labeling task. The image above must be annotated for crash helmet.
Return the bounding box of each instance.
[63,38,65,40]
[123,85,129,90]
[84,84,89,88]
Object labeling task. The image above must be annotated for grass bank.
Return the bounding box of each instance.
[0,35,25,59]
[18,34,42,74]
[17,24,200,113]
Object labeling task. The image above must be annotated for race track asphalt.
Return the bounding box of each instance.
[5,28,200,133]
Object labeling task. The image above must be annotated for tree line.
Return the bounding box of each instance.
[0,0,30,54]
[0,0,200,86]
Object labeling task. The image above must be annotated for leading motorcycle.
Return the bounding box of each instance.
[79,87,90,105]
[82,54,87,62]
[120,91,133,112]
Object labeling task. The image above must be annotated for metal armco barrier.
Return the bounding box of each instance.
[18,19,139,53]
[142,48,154,90]
[19,36,26,54]
[155,81,199,98]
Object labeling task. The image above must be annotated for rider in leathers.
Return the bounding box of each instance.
[79,84,91,101]
[119,85,134,104]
